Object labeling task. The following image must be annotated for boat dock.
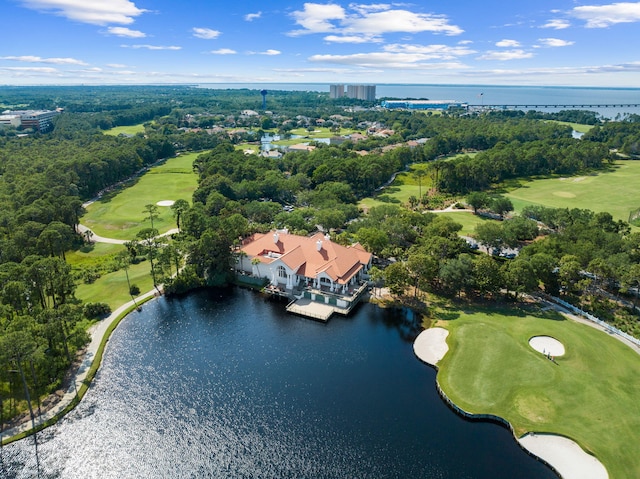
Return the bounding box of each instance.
[284,283,369,322]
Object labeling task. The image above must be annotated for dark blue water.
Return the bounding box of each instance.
[2,288,557,478]
[201,82,640,117]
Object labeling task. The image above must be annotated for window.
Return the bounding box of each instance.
[278,266,287,278]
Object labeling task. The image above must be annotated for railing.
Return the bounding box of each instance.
[541,294,640,348]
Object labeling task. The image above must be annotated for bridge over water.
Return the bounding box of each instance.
[468,104,640,109]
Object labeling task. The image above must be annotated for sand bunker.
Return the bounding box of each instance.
[156,200,175,207]
[414,328,449,365]
[529,336,565,357]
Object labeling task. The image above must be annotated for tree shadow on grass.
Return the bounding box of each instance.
[78,243,96,253]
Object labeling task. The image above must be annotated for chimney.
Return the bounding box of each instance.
[324,233,331,242]
[273,233,279,244]
[316,240,322,251]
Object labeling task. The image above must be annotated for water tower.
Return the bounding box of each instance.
[260,89,268,110]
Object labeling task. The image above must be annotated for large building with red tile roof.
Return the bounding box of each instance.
[239,230,372,294]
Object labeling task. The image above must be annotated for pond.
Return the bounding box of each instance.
[2,288,557,478]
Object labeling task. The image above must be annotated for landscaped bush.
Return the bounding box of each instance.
[83,302,112,319]
[129,284,140,296]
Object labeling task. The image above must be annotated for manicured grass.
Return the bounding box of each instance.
[505,161,640,224]
[360,164,434,209]
[289,126,359,138]
[75,260,155,310]
[434,305,640,479]
[546,120,594,133]
[82,152,200,239]
[434,210,494,236]
[103,123,146,136]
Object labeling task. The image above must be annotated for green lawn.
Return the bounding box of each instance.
[434,211,494,236]
[81,152,200,239]
[103,123,146,136]
[288,126,358,138]
[75,260,155,310]
[547,120,594,133]
[505,161,640,224]
[435,305,640,479]
[360,164,434,209]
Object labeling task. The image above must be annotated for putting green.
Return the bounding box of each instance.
[435,306,640,479]
[506,161,640,225]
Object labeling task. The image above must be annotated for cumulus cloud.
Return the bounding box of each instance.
[383,43,476,59]
[537,38,575,47]
[496,39,521,48]
[107,26,145,37]
[0,55,87,65]
[323,34,382,43]
[210,48,237,55]
[570,2,640,27]
[308,51,468,70]
[18,0,147,25]
[541,19,571,29]
[122,44,181,50]
[192,28,221,39]
[290,3,346,35]
[289,3,462,38]
[245,11,261,21]
[477,49,534,61]
[2,66,58,73]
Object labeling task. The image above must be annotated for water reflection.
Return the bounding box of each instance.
[2,289,557,478]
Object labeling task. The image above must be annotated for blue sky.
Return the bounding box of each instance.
[1,0,640,86]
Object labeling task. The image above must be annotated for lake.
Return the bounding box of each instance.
[2,288,557,478]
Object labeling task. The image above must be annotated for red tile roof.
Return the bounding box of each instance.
[241,231,372,284]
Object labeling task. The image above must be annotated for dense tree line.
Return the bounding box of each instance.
[436,138,611,193]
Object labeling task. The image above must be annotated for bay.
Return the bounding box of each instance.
[200,83,640,118]
[2,288,557,478]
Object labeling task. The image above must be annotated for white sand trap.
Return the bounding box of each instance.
[529,336,565,356]
[414,328,449,365]
[519,434,608,479]
[156,200,175,207]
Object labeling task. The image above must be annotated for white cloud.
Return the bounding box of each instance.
[244,11,261,21]
[323,34,382,43]
[290,3,346,35]
[289,3,462,37]
[18,0,147,25]
[107,63,128,68]
[477,49,534,61]
[122,44,182,50]
[537,38,575,47]
[496,39,521,48]
[348,3,391,15]
[107,26,145,38]
[0,55,87,65]
[541,19,571,29]
[343,9,463,36]
[210,48,237,55]
[2,66,59,73]
[383,43,476,59]
[248,49,281,56]
[308,51,468,70]
[570,2,640,28]
[192,28,221,39]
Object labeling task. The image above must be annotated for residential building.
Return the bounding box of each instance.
[346,85,376,101]
[329,84,345,99]
[238,230,372,295]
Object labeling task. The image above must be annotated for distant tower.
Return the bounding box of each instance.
[260,89,268,110]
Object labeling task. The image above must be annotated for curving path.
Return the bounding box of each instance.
[77,224,180,245]
[1,289,161,442]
